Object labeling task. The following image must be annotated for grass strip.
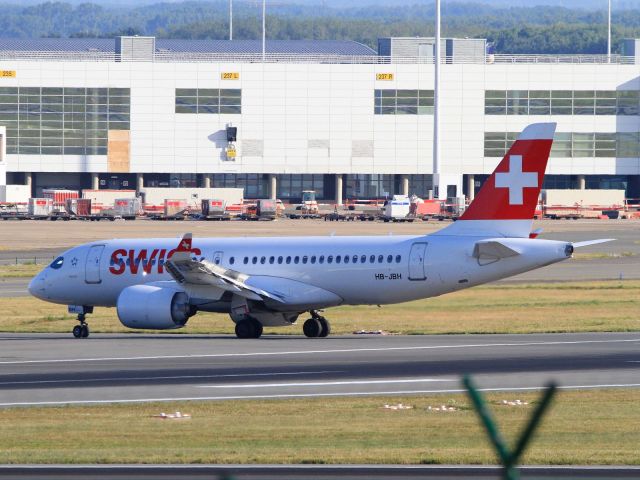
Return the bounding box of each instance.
[0,389,638,465]
[0,263,43,278]
[1,280,639,335]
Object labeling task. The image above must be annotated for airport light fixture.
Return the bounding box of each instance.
[607,0,611,62]
[262,0,266,60]
[433,0,441,198]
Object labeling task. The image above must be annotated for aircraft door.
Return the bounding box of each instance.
[85,245,105,284]
[408,242,427,281]
[212,251,224,265]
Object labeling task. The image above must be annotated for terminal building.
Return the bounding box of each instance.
[0,35,639,202]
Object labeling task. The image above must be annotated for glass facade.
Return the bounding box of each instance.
[345,174,395,198]
[214,173,268,198]
[175,88,241,114]
[485,132,628,158]
[276,174,324,200]
[407,174,433,198]
[374,89,434,115]
[485,90,639,116]
[0,87,130,155]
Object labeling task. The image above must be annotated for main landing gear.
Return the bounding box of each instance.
[303,311,330,338]
[72,313,90,339]
[235,317,263,339]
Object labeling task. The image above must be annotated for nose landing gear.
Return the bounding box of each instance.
[72,314,90,338]
[303,311,330,338]
[68,305,93,339]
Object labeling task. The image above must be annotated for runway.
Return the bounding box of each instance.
[1,464,640,480]
[0,332,638,407]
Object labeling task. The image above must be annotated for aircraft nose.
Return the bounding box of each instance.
[28,271,46,299]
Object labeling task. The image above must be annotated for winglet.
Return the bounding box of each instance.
[176,233,193,252]
[529,228,543,239]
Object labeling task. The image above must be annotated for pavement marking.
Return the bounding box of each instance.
[0,370,343,387]
[1,338,639,365]
[198,378,455,388]
[1,383,640,407]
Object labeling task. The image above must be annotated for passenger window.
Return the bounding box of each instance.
[319,255,325,264]
[327,255,333,264]
[395,255,401,263]
[294,256,300,264]
[302,256,308,264]
[336,255,342,264]
[286,256,291,264]
[229,257,235,265]
[244,257,249,264]
[311,256,316,264]
[269,256,274,264]
[387,255,393,263]
[252,257,257,264]
[344,255,350,264]
[278,256,283,264]
[260,256,266,264]
[370,255,375,263]
[353,255,358,263]
[360,255,366,263]
[378,255,384,263]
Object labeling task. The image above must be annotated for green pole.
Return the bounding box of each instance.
[463,375,557,480]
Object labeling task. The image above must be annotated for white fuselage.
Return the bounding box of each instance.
[30,232,572,311]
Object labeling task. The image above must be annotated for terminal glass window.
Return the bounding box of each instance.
[345,174,394,199]
[175,88,241,114]
[485,132,636,158]
[485,90,639,116]
[276,174,324,201]
[374,90,434,115]
[0,86,130,155]
[213,174,268,198]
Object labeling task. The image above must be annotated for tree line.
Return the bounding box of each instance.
[0,1,639,54]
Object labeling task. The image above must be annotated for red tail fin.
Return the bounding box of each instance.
[435,123,555,238]
[461,123,555,221]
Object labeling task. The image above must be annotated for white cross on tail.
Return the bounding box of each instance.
[494,155,538,205]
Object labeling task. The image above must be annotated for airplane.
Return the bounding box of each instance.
[29,122,612,339]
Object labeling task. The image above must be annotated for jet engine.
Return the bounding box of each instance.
[116,285,192,329]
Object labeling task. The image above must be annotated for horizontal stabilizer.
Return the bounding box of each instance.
[473,240,521,261]
[572,239,615,248]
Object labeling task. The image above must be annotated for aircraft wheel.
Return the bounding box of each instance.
[81,324,90,338]
[249,318,263,338]
[72,325,82,338]
[235,320,253,339]
[235,318,263,339]
[318,317,331,338]
[303,318,321,338]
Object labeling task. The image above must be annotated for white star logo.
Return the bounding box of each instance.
[495,155,539,205]
[181,240,190,250]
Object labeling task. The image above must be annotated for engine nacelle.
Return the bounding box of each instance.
[116,285,192,330]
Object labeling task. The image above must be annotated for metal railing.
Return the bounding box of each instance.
[0,50,636,65]
[0,256,54,266]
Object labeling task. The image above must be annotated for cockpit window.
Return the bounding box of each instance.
[50,256,64,269]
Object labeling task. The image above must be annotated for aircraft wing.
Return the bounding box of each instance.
[164,234,343,310]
